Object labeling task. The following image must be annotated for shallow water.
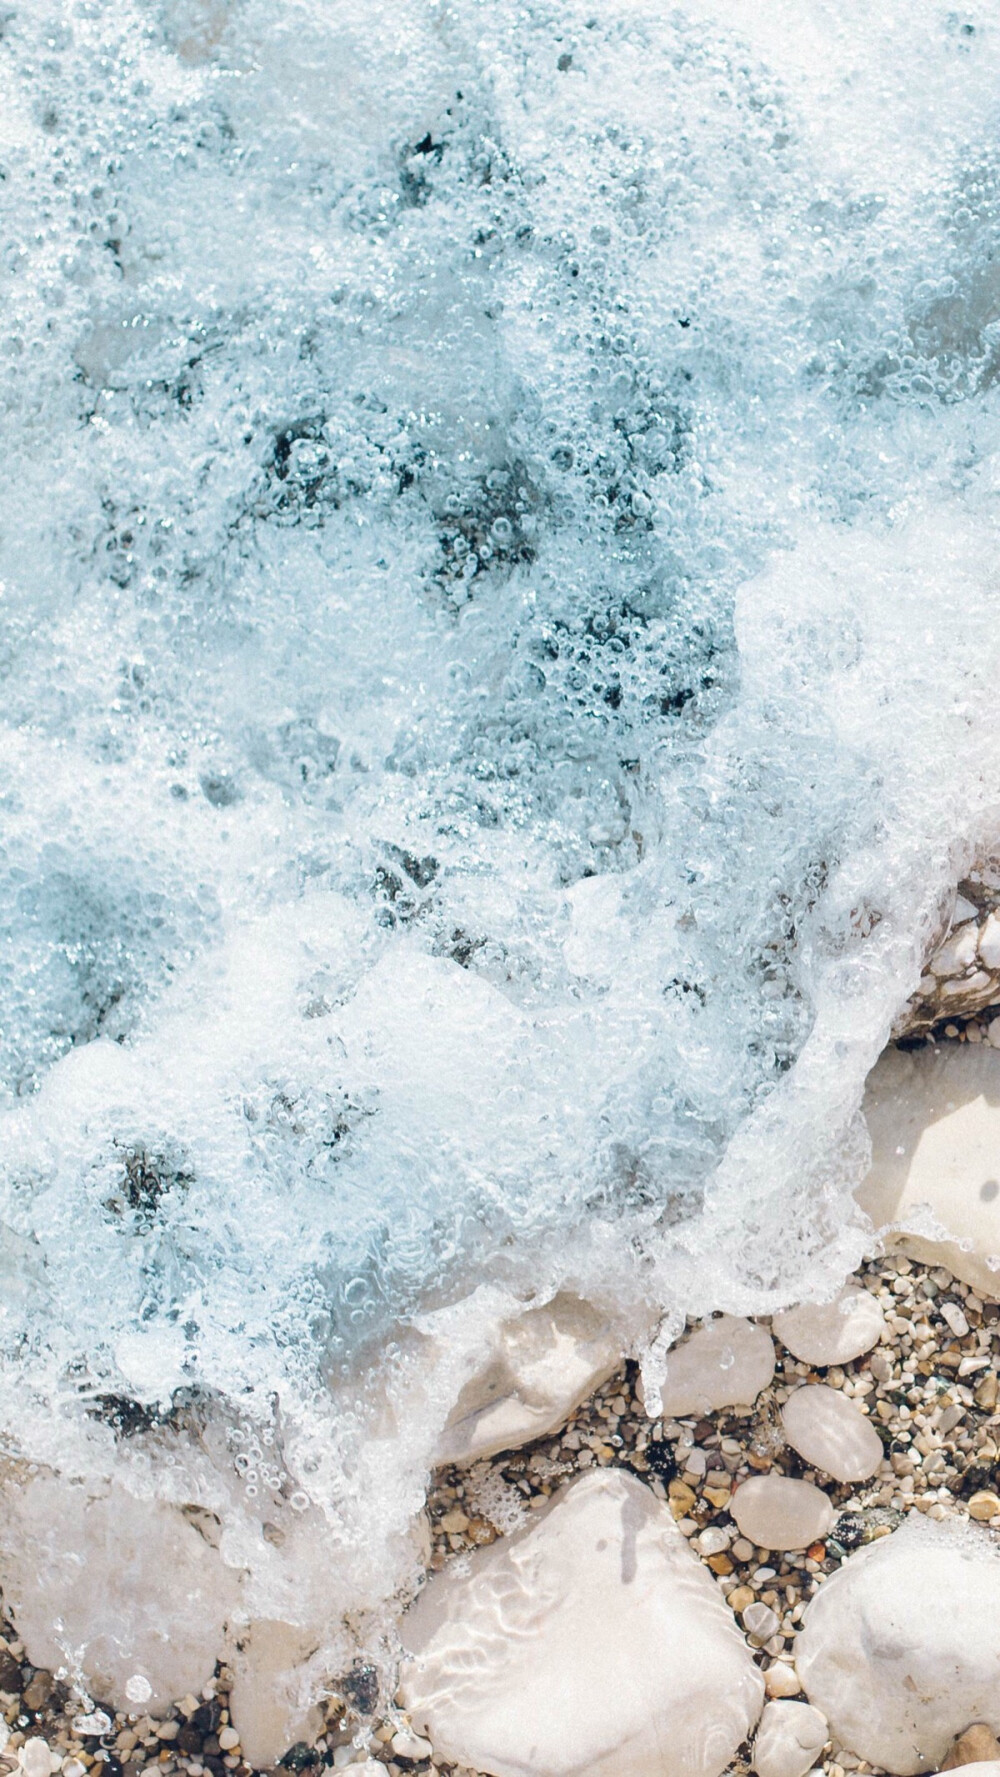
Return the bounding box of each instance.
[4,0,1000,1647]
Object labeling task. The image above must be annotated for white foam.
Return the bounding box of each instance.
[3,0,1000,1689]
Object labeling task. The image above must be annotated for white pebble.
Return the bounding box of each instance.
[772,1288,885,1367]
[765,1664,804,1700]
[217,1728,240,1752]
[71,1715,113,1739]
[390,1729,433,1760]
[752,1701,828,1777]
[731,1477,834,1552]
[20,1741,54,1777]
[940,1301,970,1338]
[658,1317,776,1416]
[781,1385,883,1483]
[697,1526,731,1557]
[743,1603,780,1643]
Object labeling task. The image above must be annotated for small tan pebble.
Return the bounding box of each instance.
[155,1726,180,1744]
[967,1492,1000,1521]
[704,1485,732,1508]
[708,1553,734,1575]
[732,1537,756,1561]
[439,1510,469,1534]
[764,1663,804,1699]
[216,1733,239,1754]
[940,1723,1000,1769]
[728,1585,755,1614]
[975,1373,999,1411]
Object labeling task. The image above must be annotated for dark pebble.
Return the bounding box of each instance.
[178,1728,203,1756]
[22,1671,53,1711]
[0,1647,21,1692]
[192,1702,222,1736]
[203,1734,221,1756]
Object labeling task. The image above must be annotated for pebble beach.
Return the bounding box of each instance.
[4,1233,1000,1777]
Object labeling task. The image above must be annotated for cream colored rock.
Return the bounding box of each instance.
[0,1474,240,1712]
[752,1702,828,1777]
[730,1477,834,1553]
[859,1045,1000,1299]
[765,1663,805,1699]
[937,1764,1000,1777]
[658,1316,775,1418]
[227,1620,323,1768]
[781,1385,883,1483]
[399,1468,764,1777]
[796,1516,1000,1773]
[772,1287,885,1366]
[433,1293,620,1466]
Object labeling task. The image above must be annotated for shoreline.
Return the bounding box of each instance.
[3,1244,999,1777]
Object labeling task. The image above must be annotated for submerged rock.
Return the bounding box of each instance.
[399,1467,764,1777]
[859,1045,1000,1297]
[781,1385,884,1483]
[657,1317,775,1417]
[752,1701,828,1777]
[772,1286,885,1366]
[432,1293,620,1466]
[796,1516,1000,1772]
[730,1477,834,1552]
[0,1473,240,1712]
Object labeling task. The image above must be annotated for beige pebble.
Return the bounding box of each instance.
[773,1287,885,1366]
[940,1724,1000,1769]
[967,1491,1000,1521]
[781,1385,883,1484]
[731,1477,834,1553]
[765,1663,804,1699]
[216,1731,239,1753]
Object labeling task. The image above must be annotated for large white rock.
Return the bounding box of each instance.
[399,1468,764,1777]
[0,1474,240,1712]
[859,1046,1000,1298]
[433,1294,620,1466]
[658,1317,775,1418]
[772,1287,885,1366]
[781,1385,884,1483]
[796,1516,1000,1772]
[752,1701,828,1777]
[730,1477,834,1552]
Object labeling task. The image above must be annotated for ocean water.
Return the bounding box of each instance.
[4,0,1000,1668]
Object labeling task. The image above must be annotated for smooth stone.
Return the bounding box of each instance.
[399,1468,764,1777]
[765,1664,805,1699]
[796,1515,1000,1773]
[433,1293,620,1466]
[658,1316,775,1417]
[0,1474,239,1713]
[938,1766,1000,1777]
[227,1620,323,1768]
[940,1725,1000,1769]
[730,1477,834,1553]
[772,1287,885,1366]
[859,1046,1000,1299]
[781,1385,884,1483]
[752,1702,828,1777]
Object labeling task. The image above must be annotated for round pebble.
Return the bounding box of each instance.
[731,1477,835,1552]
[772,1287,885,1366]
[781,1385,884,1483]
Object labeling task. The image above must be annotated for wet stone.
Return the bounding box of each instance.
[772,1287,885,1366]
[780,1385,884,1484]
[731,1477,835,1553]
